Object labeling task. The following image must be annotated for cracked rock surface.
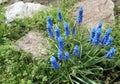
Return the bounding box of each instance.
[73,0,115,28]
[16,30,49,58]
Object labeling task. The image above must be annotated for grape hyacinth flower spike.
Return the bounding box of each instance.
[96,22,102,36]
[72,26,75,36]
[101,35,107,45]
[65,51,70,60]
[92,28,101,45]
[105,28,112,36]
[63,22,70,37]
[58,36,65,51]
[58,50,64,60]
[47,16,53,26]
[77,7,83,25]
[89,28,96,42]
[105,36,113,46]
[97,22,103,29]
[46,23,54,38]
[101,28,112,45]
[55,27,61,41]
[106,48,116,59]
[58,10,62,22]
[72,45,80,57]
[50,56,60,69]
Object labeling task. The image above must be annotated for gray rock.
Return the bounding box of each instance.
[73,0,115,28]
[5,1,46,22]
[8,0,49,4]
[16,30,49,58]
[0,0,8,4]
[114,81,120,84]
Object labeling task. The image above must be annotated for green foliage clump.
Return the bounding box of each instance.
[45,8,119,83]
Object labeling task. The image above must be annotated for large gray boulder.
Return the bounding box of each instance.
[5,1,46,22]
[73,0,115,28]
[16,30,49,58]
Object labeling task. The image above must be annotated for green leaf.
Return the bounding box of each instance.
[27,80,32,84]
[42,76,48,82]
[0,14,5,20]
[71,74,89,84]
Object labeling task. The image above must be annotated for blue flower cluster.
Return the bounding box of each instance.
[48,7,116,69]
[89,22,116,59]
[57,50,70,61]
[47,8,82,69]
[50,44,80,69]
[89,22,113,46]
[101,28,112,46]
[47,7,84,39]
[89,22,102,44]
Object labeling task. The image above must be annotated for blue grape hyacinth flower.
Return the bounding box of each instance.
[47,16,53,26]
[106,48,116,59]
[97,22,103,29]
[50,56,57,63]
[105,28,112,36]
[77,7,83,25]
[63,22,70,36]
[105,36,113,46]
[92,28,101,45]
[55,27,61,41]
[97,22,102,34]
[46,23,54,38]
[101,28,112,45]
[65,51,70,60]
[89,28,96,42]
[50,56,60,69]
[72,45,79,57]
[58,50,64,60]
[58,10,62,22]
[72,26,75,36]
[101,35,108,45]
[58,36,65,51]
